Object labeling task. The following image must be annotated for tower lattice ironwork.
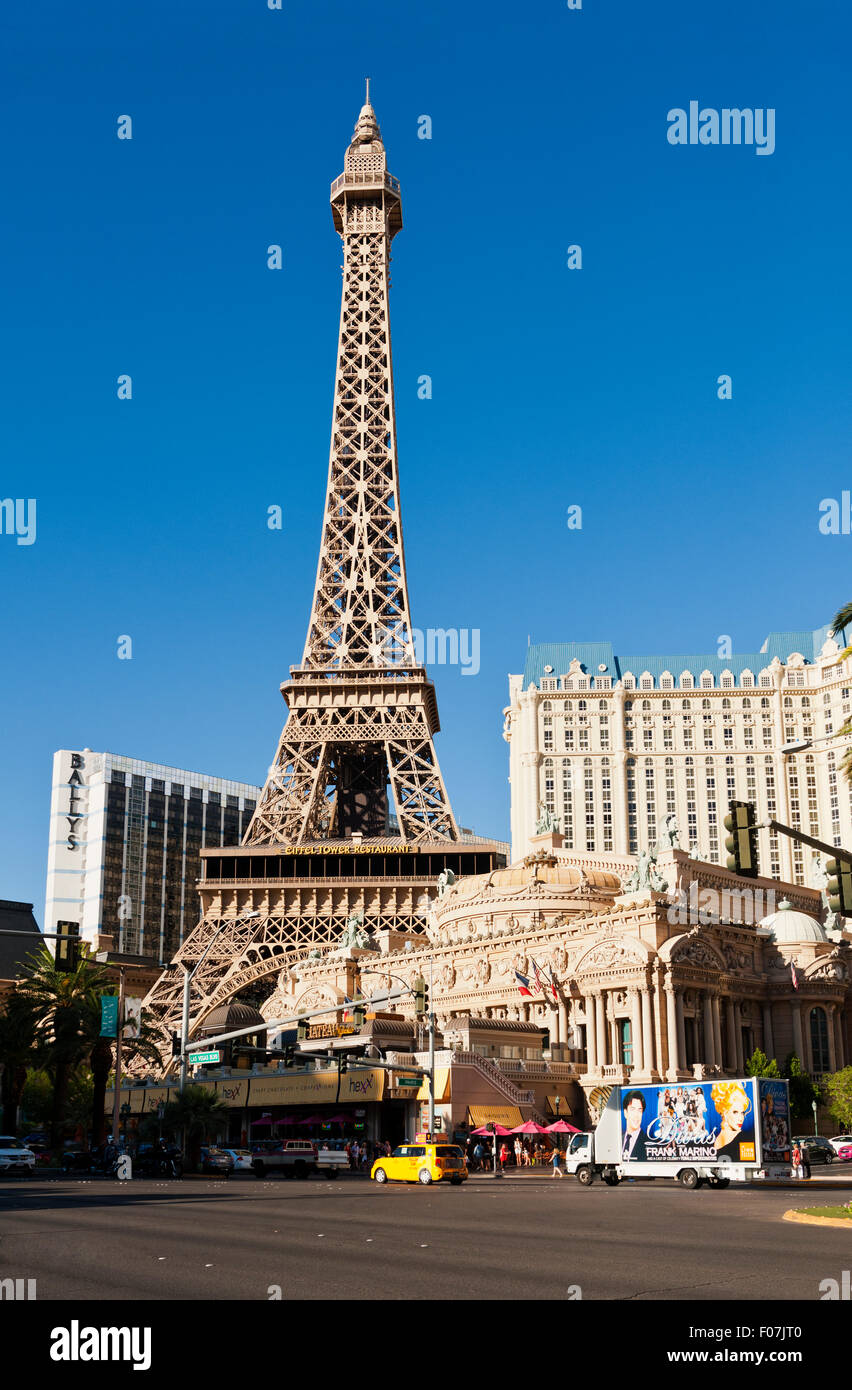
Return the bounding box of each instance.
[244,88,458,848]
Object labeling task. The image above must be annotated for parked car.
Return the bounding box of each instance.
[199,1147,232,1175]
[828,1134,852,1156]
[371,1142,468,1186]
[219,1147,254,1173]
[792,1136,835,1165]
[0,1137,36,1176]
[23,1132,49,1149]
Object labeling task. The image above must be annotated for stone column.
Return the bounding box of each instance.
[585,994,597,1072]
[792,1002,804,1063]
[703,992,716,1068]
[641,986,654,1073]
[653,966,665,1079]
[596,992,607,1067]
[762,1003,775,1062]
[803,1004,814,1074]
[676,991,687,1071]
[827,1004,838,1072]
[629,989,642,1074]
[725,998,737,1071]
[557,996,569,1048]
[711,995,723,1070]
[665,981,680,1076]
[834,1005,845,1070]
[734,1007,744,1073]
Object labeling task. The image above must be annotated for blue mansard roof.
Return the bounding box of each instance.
[522,625,846,691]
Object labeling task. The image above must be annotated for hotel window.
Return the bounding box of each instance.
[662,699,671,710]
[641,700,651,711]
[828,752,841,844]
[541,678,558,692]
[761,726,773,748]
[723,725,734,747]
[705,760,719,861]
[577,678,589,690]
[665,758,676,815]
[562,762,574,849]
[701,674,713,689]
[564,727,574,751]
[742,698,752,709]
[579,728,590,751]
[746,755,756,806]
[543,759,555,814]
[627,759,637,852]
[661,674,673,690]
[643,729,653,751]
[741,672,754,688]
[703,727,714,749]
[681,674,694,690]
[685,757,697,843]
[641,677,653,690]
[584,759,595,850]
[644,760,656,846]
[619,1019,633,1067]
[760,674,772,688]
[623,675,635,690]
[601,759,613,850]
[725,755,736,803]
[721,674,734,689]
[683,726,694,750]
[562,678,574,691]
[744,725,754,749]
[600,725,610,751]
[663,727,673,750]
[722,698,731,710]
[578,699,587,711]
[595,677,611,690]
[702,699,711,710]
[543,715,553,751]
[599,700,608,711]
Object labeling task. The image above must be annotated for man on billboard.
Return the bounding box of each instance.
[621,1090,650,1160]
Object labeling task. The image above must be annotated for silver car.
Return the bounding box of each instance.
[0,1137,36,1175]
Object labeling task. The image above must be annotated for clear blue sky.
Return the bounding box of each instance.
[3,1,852,915]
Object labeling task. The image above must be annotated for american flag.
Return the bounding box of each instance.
[790,961,799,991]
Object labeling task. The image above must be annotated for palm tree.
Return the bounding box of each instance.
[90,1011,164,1148]
[160,1085,228,1170]
[0,992,37,1132]
[16,947,110,1151]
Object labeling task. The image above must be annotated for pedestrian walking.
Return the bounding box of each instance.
[551,1146,564,1178]
[473,1141,483,1173]
[499,1142,509,1172]
[801,1145,811,1179]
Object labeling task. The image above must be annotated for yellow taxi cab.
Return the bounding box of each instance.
[371,1141,468,1186]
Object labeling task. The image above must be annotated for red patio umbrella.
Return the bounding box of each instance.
[250,1117,275,1127]
[510,1120,550,1134]
[471,1124,513,1136]
[298,1114,325,1125]
[327,1115,350,1123]
[545,1119,581,1134]
[273,1116,297,1126]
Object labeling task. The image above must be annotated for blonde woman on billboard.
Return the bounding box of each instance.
[711,1081,754,1160]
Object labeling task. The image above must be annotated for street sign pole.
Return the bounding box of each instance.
[111,966,126,1147]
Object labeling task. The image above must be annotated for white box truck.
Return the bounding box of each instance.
[564,1077,791,1189]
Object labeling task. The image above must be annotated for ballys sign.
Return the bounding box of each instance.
[66,753,86,851]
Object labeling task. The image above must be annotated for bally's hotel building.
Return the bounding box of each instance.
[506,624,852,886]
[45,750,260,963]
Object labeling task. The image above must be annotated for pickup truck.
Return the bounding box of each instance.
[252,1140,350,1180]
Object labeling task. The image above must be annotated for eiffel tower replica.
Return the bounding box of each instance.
[142,88,506,1056]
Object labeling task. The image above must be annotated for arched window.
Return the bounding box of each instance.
[722,697,731,710]
[641,700,651,711]
[681,672,694,689]
[810,1007,830,1074]
[742,698,751,709]
[702,698,711,710]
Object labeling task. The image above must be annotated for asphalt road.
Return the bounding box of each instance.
[1,1170,849,1302]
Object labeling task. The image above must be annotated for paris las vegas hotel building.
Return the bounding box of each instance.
[505,624,852,884]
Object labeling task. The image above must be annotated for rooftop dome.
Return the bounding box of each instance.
[445,857,623,902]
[760,899,827,945]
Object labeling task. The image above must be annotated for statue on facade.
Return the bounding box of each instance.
[437,868,457,898]
[656,812,680,851]
[622,846,668,894]
[535,802,560,834]
[340,909,371,950]
[810,853,832,919]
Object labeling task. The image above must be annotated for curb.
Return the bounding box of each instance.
[783,1208,852,1230]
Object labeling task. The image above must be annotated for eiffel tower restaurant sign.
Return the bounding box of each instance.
[141,90,507,1047]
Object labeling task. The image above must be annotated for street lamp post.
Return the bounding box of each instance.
[357,965,435,1139]
[812,1098,819,1137]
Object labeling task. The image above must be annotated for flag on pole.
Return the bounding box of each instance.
[514,971,532,997]
[790,961,799,991]
[547,967,560,1001]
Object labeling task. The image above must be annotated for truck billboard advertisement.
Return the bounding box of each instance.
[757,1078,791,1163]
[620,1079,760,1164]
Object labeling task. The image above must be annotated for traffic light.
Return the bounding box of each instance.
[825,857,852,915]
[171,1032,182,1058]
[283,1045,297,1069]
[55,920,80,973]
[339,1055,348,1074]
[414,976,428,1016]
[352,1001,366,1029]
[724,800,759,878]
[297,1019,308,1041]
